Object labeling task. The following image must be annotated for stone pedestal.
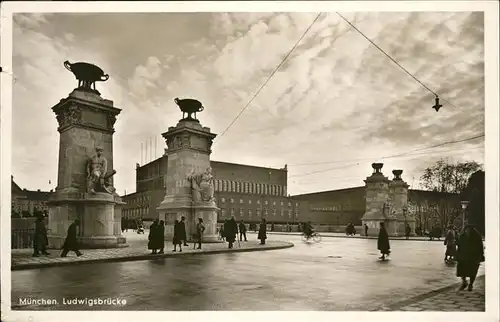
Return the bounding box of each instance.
[157,117,221,243]
[361,163,390,236]
[47,88,127,249]
[387,170,416,236]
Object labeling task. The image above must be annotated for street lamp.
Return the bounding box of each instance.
[460,200,469,231]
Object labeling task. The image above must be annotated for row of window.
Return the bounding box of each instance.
[123,207,149,218]
[219,197,299,208]
[214,180,286,196]
[220,208,299,219]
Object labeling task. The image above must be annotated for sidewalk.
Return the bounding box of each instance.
[11,240,293,270]
[249,231,443,242]
[376,275,485,311]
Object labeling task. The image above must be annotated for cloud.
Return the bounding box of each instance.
[10,12,485,196]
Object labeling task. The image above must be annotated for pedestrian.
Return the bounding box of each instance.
[377,222,390,260]
[121,217,125,233]
[364,224,368,236]
[148,219,159,254]
[173,220,183,252]
[258,218,267,245]
[444,225,457,262]
[456,225,484,291]
[33,215,50,257]
[157,220,165,254]
[219,225,225,241]
[60,219,82,257]
[224,216,238,249]
[194,218,205,249]
[405,224,411,240]
[179,216,188,246]
[239,220,247,242]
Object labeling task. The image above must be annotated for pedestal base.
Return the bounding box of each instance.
[47,192,127,249]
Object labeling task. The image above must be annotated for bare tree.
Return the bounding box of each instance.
[420,159,482,194]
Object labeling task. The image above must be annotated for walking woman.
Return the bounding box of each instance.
[173,219,182,252]
[157,220,165,254]
[195,218,205,249]
[456,225,485,291]
[377,222,391,260]
[148,219,159,254]
[258,218,267,245]
[444,225,457,262]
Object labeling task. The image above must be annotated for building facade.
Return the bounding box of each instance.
[11,176,53,216]
[122,156,298,224]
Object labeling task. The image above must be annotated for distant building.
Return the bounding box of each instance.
[11,176,53,216]
[122,156,296,224]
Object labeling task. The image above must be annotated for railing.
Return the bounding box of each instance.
[11,229,51,249]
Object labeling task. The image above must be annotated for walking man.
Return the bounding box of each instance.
[456,225,484,291]
[33,215,50,257]
[239,220,247,242]
[61,219,83,257]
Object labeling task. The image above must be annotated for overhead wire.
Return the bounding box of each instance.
[216,12,323,140]
[288,133,485,167]
[335,12,459,109]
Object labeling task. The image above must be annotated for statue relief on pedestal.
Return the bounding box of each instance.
[86,147,116,194]
[55,104,82,128]
[187,167,215,203]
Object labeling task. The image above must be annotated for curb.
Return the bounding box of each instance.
[375,275,486,311]
[11,242,294,271]
[253,232,447,242]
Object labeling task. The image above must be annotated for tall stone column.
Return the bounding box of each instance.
[389,170,415,236]
[157,98,220,243]
[47,61,127,249]
[361,163,390,236]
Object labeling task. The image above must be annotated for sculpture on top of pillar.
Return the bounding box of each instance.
[392,169,403,180]
[187,167,215,203]
[175,97,204,122]
[86,147,116,194]
[64,60,109,95]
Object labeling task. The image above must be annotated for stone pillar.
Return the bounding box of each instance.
[389,169,415,236]
[157,116,220,243]
[47,88,127,249]
[361,163,390,236]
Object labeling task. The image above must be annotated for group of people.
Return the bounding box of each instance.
[148,216,206,253]
[376,221,485,291]
[32,216,83,258]
[217,217,268,248]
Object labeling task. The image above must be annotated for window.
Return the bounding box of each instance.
[249,209,252,218]
[239,209,244,217]
[240,199,244,204]
[264,208,268,215]
[249,199,252,204]
[221,198,226,203]
[256,209,261,216]
[265,200,268,205]
[273,201,276,206]
[280,210,284,217]
[281,201,284,206]
[257,200,261,205]
[272,209,276,216]
[230,198,234,204]
[288,202,292,207]
[236,182,241,193]
[221,209,227,217]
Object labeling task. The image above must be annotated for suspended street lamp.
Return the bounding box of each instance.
[432,95,443,112]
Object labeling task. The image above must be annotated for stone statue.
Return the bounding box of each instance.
[187,167,215,203]
[174,97,204,121]
[86,147,116,194]
[64,60,109,95]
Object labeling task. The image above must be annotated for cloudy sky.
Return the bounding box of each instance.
[10,11,485,195]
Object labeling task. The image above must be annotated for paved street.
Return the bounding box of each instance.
[11,231,291,270]
[11,234,484,311]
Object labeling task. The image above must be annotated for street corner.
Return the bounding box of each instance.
[11,240,294,270]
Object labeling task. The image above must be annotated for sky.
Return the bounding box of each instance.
[10,11,485,195]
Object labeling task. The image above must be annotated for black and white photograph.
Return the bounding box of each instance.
[1,1,498,321]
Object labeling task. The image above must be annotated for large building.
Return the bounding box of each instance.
[122,156,298,225]
[11,176,53,217]
[122,158,461,231]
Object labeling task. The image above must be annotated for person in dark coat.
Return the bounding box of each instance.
[195,218,205,249]
[33,215,50,257]
[456,225,484,291]
[156,220,165,254]
[224,216,238,249]
[148,219,159,254]
[444,226,457,262]
[172,220,183,252]
[377,222,390,260]
[61,219,82,257]
[239,220,247,242]
[364,224,369,237]
[405,224,411,240]
[258,218,267,245]
[219,225,225,241]
[179,216,188,246]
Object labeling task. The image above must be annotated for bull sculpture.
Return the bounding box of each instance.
[174,98,204,121]
[64,60,109,94]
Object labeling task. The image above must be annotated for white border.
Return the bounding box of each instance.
[1,2,498,322]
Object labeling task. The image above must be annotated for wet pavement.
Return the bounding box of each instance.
[11,234,484,311]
